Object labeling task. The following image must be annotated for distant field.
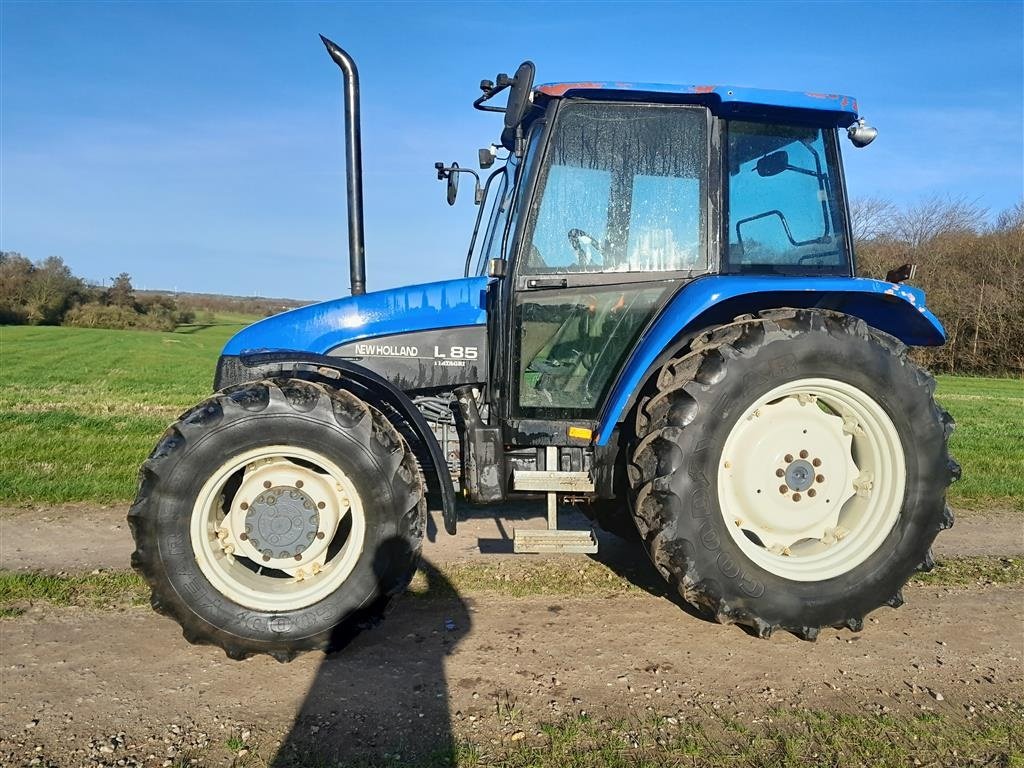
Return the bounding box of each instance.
[0,320,247,503]
[0,322,1021,509]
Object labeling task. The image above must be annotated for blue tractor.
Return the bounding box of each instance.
[129,37,958,660]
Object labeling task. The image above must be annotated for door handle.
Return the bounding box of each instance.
[525,277,568,290]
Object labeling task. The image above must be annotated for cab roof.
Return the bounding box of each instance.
[535,82,860,128]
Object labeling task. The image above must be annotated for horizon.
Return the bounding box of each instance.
[2,1,1022,301]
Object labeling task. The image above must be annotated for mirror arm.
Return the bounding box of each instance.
[436,163,482,192]
[473,79,512,113]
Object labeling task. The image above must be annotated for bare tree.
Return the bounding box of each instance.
[849,196,897,242]
[890,195,988,248]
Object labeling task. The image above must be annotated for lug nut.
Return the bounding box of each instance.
[239,532,248,541]
[295,480,304,488]
[262,552,272,562]
[812,458,821,467]
[294,553,303,561]
[799,450,809,459]
[316,531,326,540]
[775,468,785,477]
[240,502,249,510]
[778,485,788,494]
[317,501,326,509]
[784,454,794,463]
[792,493,801,502]
[816,474,825,483]
[263,480,272,489]
[808,489,817,498]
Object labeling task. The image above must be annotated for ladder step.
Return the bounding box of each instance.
[512,470,594,492]
[513,528,598,554]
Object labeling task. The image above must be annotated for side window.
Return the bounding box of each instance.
[517,284,670,412]
[521,103,707,275]
[726,122,849,271]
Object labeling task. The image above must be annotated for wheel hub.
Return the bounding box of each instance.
[717,378,906,581]
[784,459,815,492]
[244,487,320,560]
[220,458,348,577]
[719,392,860,552]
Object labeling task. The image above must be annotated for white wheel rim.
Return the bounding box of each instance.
[190,445,366,611]
[717,377,905,581]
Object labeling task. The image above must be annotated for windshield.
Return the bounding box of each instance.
[725,121,850,273]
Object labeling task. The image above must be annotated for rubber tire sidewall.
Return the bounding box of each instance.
[139,385,423,655]
[643,317,949,631]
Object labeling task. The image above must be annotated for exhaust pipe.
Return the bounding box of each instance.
[319,35,367,296]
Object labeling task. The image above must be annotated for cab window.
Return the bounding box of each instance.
[725,121,850,273]
[521,102,708,275]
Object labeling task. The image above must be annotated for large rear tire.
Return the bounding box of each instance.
[628,309,959,640]
[129,378,425,661]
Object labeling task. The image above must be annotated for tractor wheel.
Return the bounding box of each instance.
[628,309,958,640]
[129,378,425,661]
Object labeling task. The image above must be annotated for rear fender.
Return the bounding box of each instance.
[596,275,946,445]
[215,352,458,535]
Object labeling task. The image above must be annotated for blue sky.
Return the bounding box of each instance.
[2,1,1021,300]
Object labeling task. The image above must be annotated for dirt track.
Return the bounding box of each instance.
[2,502,1021,573]
[1,504,1022,766]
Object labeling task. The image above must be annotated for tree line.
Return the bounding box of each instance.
[0,254,195,331]
[853,197,1022,376]
[0,253,305,331]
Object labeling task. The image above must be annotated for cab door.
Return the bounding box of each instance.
[509,101,712,425]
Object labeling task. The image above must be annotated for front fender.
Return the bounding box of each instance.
[215,352,458,535]
[595,275,946,445]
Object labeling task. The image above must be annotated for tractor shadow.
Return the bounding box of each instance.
[270,538,471,767]
[469,496,707,622]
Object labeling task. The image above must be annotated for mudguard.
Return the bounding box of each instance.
[215,352,459,536]
[595,275,946,445]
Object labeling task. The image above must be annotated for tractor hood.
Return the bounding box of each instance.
[222,276,490,357]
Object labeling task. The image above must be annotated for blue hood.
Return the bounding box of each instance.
[222,276,490,356]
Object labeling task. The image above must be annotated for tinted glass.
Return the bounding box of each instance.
[522,103,707,274]
[517,284,669,412]
[726,122,849,271]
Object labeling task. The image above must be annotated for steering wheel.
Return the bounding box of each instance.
[567,228,602,267]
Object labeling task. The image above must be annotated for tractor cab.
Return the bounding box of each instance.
[438,73,874,430]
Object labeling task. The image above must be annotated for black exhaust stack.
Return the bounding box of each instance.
[319,35,367,296]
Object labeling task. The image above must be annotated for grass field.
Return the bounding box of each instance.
[0,322,1021,509]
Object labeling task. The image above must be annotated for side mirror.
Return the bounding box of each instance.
[504,61,536,132]
[436,162,483,206]
[756,151,789,177]
[446,162,460,205]
[479,146,496,169]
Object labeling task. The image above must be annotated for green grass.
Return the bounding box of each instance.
[936,375,1024,510]
[0,323,1019,510]
[3,556,1019,616]
[0,320,249,503]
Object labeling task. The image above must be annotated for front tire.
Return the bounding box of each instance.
[628,309,958,639]
[129,379,426,661]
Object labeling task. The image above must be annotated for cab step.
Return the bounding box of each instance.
[513,527,598,554]
[512,470,594,492]
[512,447,598,555]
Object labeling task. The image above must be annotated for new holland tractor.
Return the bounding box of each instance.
[129,36,958,660]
